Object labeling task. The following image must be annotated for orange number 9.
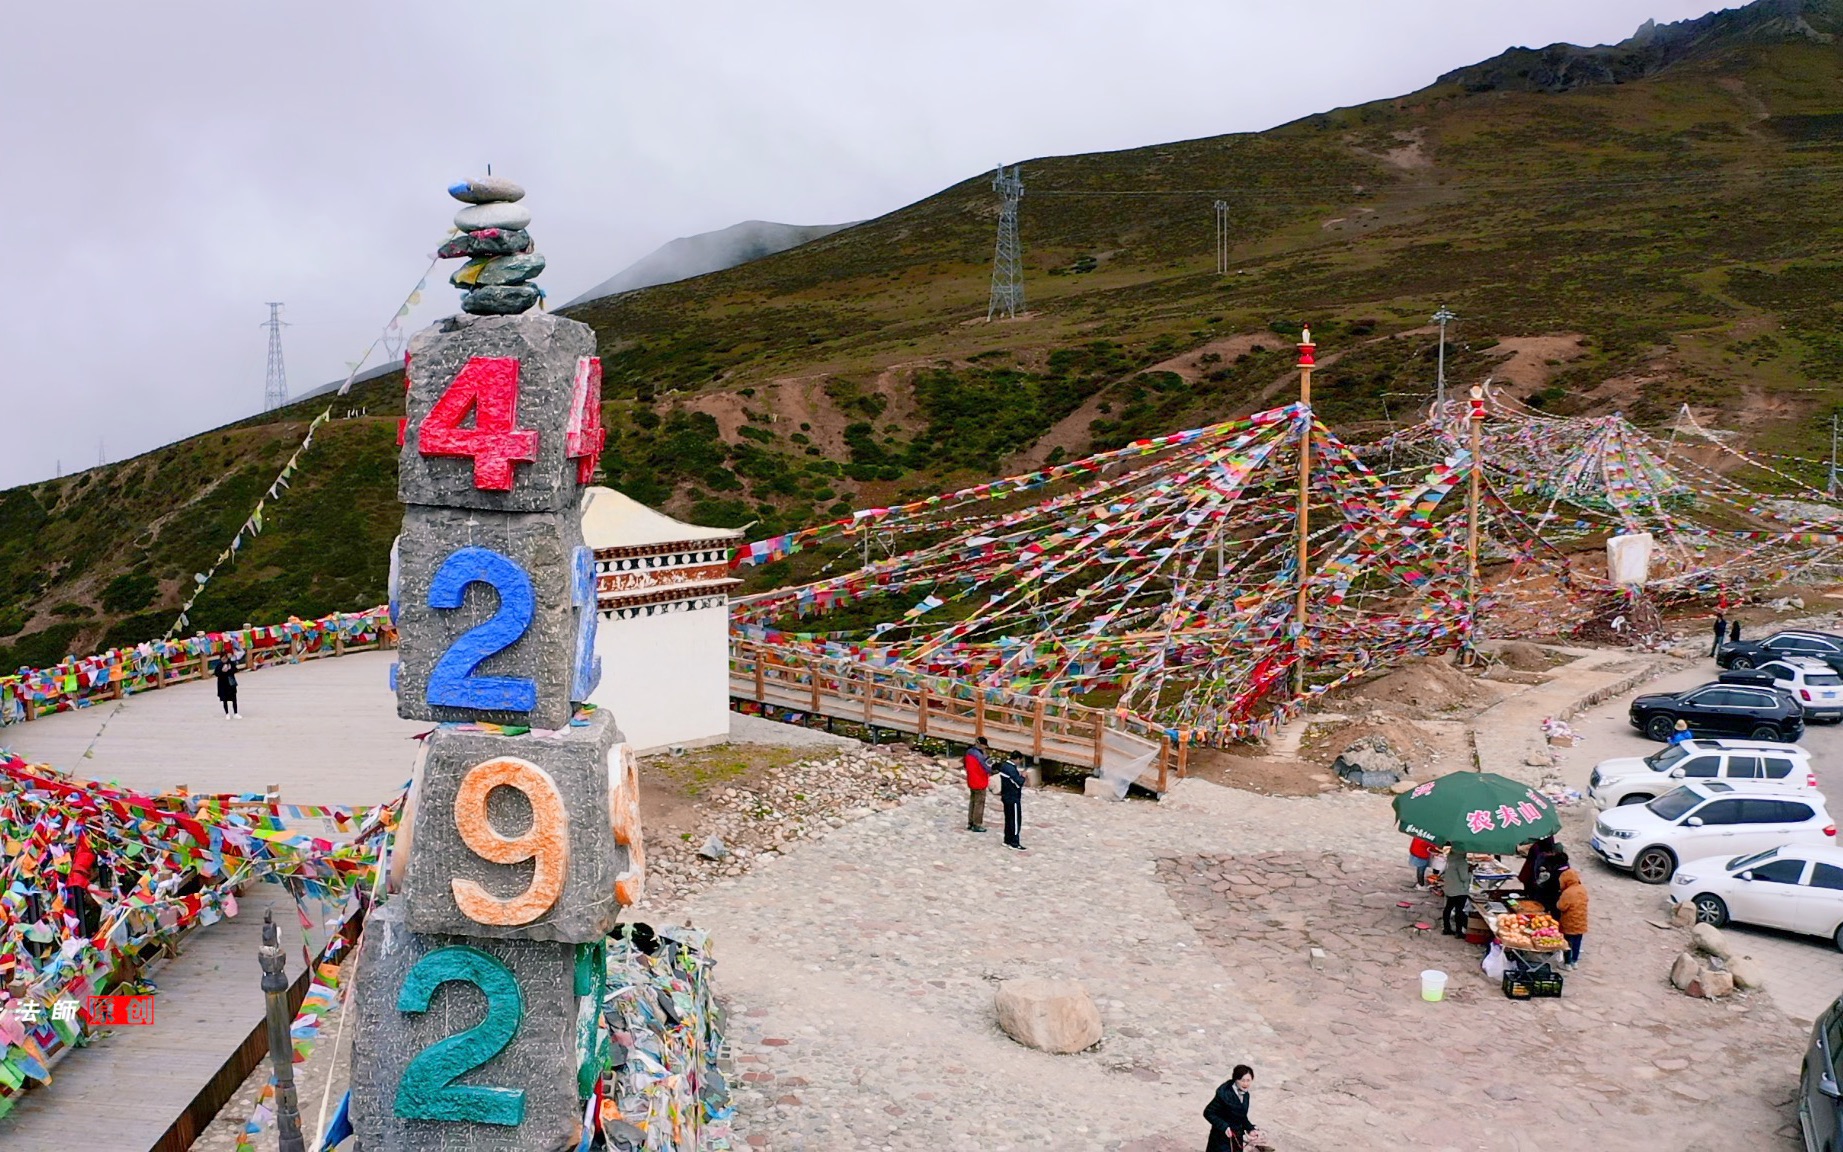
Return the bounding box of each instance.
[608,743,646,906]
[452,756,569,926]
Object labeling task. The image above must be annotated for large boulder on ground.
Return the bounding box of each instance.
[1728,956,1767,991]
[1671,901,1697,928]
[1331,735,1408,789]
[1688,969,1735,1000]
[1690,922,1731,959]
[1669,951,1701,991]
[995,978,1103,1054]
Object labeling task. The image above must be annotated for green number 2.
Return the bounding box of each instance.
[393,946,526,1126]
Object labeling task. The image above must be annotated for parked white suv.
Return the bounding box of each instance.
[1755,658,1843,723]
[1670,845,1843,951]
[1589,739,1817,809]
[1590,781,1836,884]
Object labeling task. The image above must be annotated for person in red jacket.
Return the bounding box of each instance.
[1409,836,1435,888]
[963,737,991,833]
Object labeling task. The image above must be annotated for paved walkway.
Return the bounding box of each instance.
[680,776,1804,1151]
[0,650,425,803]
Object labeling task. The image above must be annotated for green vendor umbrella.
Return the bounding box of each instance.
[1392,771,1562,854]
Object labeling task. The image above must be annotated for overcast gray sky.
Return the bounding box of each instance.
[3,0,1724,489]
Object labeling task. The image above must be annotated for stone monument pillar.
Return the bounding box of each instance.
[349,177,644,1151]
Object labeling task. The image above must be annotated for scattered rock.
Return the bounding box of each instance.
[698,834,732,861]
[1669,951,1701,991]
[994,978,1103,1054]
[1728,956,1767,991]
[1671,902,1697,928]
[460,284,541,314]
[1689,969,1735,999]
[1331,735,1408,789]
[1389,779,1417,795]
[448,176,526,204]
[1690,923,1731,959]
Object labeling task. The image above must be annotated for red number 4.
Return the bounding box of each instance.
[566,357,605,483]
[417,357,539,490]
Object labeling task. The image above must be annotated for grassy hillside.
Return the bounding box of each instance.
[7,0,1843,665]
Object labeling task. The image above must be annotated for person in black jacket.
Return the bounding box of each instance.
[1730,619,1742,644]
[1204,1064,1258,1152]
[214,651,242,719]
[993,757,1027,851]
[1710,613,1727,658]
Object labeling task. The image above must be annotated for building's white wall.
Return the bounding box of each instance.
[589,604,730,753]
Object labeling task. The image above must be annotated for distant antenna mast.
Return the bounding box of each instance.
[1431,305,1456,411]
[987,165,1025,320]
[262,302,290,411]
[1214,200,1230,275]
[1830,413,1840,499]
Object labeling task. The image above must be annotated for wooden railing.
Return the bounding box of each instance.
[0,611,396,725]
[729,640,1171,791]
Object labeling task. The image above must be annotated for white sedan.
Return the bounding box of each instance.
[1670,845,1843,951]
[1590,781,1836,883]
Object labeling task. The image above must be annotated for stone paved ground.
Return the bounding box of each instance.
[677,774,1809,1151]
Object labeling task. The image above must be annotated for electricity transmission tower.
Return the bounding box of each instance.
[987,165,1025,320]
[1214,200,1230,275]
[262,302,290,411]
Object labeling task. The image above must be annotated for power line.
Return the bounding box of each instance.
[987,165,1025,321]
[262,302,290,412]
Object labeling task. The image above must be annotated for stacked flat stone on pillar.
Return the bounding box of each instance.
[398,313,598,515]
[393,506,586,730]
[403,710,626,941]
[349,902,581,1152]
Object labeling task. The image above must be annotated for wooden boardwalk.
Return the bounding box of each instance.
[728,641,1172,791]
[0,651,412,1150]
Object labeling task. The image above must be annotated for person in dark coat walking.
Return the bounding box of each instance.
[214,651,242,719]
[962,738,991,833]
[1204,1064,1258,1152]
[993,757,1027,850]
[1711,613,1727,658]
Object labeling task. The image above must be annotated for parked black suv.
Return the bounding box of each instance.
[1719,630,1843,674]
[1628,681,1805,743]
[1802,993,1843,1152]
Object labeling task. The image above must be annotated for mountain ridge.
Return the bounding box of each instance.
[2,0,1840,669]
[564,219,854,306]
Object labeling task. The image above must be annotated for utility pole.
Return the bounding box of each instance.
[987,165,1025,320]
[258,909,307,1152]
[1214,200,1230,275]
[1463,384,1486,667]
[1830,413,1840,499]
[1292,326,1316,696]
[1432,306,1456,411]
[262,302,290,411]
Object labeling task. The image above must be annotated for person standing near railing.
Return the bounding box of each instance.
[994,755,1027,852]
[963,737,991,833]
[214,649,243,719]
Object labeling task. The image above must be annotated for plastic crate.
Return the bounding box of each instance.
[1502,968,1564,999]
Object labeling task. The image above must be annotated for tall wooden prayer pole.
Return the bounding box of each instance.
[1292,326,1315,696]
[1463,383,1486,667]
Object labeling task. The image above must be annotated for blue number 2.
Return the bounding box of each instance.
[571,546,602,701]
[426,546,537,712]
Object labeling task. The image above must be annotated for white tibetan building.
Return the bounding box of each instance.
[581,487,741,753]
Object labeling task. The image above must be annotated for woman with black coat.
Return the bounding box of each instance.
[1204,1064,1258,1152]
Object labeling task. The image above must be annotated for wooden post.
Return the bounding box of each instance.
[753,646,766,702]
[975,694,987,742]
[1093,714,1105,771]
[1463,384,1485,667]
[918,687,930,736]
[1178,730,1191,779]
[809,657,822,715]
[110,673,123,701]
[1292,326,1316,697]
[862,667,873,725]
[1032,698,1046,759]
[1158,737,1171,793]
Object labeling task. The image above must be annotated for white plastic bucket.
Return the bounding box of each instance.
[1421,970,1448,1002]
